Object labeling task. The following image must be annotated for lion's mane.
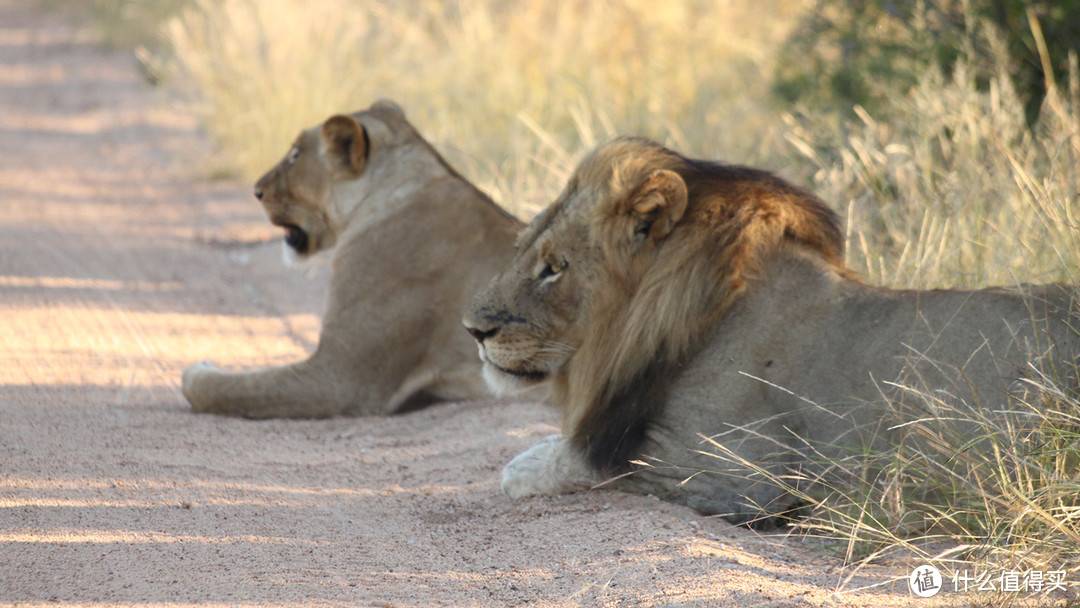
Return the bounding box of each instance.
[559,138,851,471]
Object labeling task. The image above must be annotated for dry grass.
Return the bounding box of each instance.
[786,46,1080,289]
[697,362,1080,606]
[160,0,808,215]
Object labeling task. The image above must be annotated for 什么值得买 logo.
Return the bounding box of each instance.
[909,565,1070,598]
[909,565,943,598]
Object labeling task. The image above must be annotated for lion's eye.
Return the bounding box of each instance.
[287,146,300,165]
[538,257,567,281]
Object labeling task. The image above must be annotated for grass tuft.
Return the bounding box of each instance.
[696,359,1080,605]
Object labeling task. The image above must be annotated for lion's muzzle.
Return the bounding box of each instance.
[465,324,498,344]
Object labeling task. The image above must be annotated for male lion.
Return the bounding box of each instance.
[183,100,521,418]
[462,136,1079,525]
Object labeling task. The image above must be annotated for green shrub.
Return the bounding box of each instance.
[774,0,1080,124]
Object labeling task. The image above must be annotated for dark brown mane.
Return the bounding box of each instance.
[561,139,847,473]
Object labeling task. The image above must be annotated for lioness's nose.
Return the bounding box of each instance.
[465,323,498,344]
[254,187,264,200]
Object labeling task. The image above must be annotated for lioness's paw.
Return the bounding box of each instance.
[501,434,600,498]
[181,361,220,411]
[181,361,218,383]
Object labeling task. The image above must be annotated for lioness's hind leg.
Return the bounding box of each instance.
[501,434,602,498]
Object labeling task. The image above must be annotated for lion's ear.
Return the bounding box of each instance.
[625,169,688,242]
[321,115,368,175]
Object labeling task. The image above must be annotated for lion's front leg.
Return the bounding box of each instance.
[501,434,602,498]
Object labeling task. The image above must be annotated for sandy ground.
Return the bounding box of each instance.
[0,2,1065,606]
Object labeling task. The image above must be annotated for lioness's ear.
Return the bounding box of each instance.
[625,169,688,242]
[321,115,367,175]
[371,98,405,118]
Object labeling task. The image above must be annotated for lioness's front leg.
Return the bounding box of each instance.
[502,434,603,498]
[181,355,359,419]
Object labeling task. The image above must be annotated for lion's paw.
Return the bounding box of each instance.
[501,434,600,499]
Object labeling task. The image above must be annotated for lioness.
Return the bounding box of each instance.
[462,136,1079,525]
[183,100,521,418]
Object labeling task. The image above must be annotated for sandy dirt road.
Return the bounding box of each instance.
[0,2,1012,606]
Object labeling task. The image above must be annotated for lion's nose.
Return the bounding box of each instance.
[465,324,499,344]
[254,187,264,201]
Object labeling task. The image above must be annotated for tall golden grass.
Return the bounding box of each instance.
[789,44,1080,289]
[161,0,809,213]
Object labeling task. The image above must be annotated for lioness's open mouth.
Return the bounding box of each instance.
[281,223,309,253]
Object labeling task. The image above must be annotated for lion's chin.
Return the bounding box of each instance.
[482,362,548,396]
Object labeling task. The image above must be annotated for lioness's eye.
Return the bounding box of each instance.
[287,146,300,164]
